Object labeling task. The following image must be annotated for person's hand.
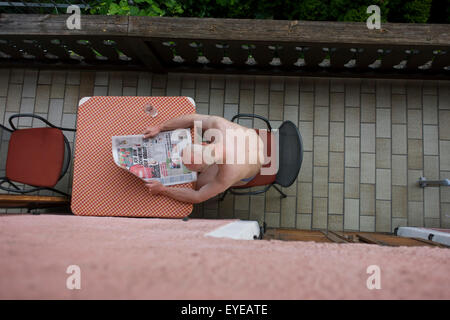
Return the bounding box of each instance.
[145,180,166,195]
[143,125,161,139]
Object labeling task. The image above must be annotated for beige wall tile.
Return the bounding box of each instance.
[344,199,359,230]
[360,184,375,216]
[331,79,344,93]
[239,89,253,114]
[376,169,391,200]
[344,167,359,198]
[242,75,255,90]
[345,80,360,107]
[391,80,406,94]
[424,187,440,219]
[225,76,239,103]
[209,89,224,116]
[22,70,38,98]
[79,72,95,99]
[376,138,391,169]
[300,78,314,92]
[315,79,329,107]
[345,137,360,167]
[360,216,375,232]
[408,170,423,201]
[408,139,423,170]
[392,218,408,232]
[299,92,314,121]
[345,107,360,137]
[313,136,329,167]
[423,95,438,125]
[392,155,407,186]
[296,214,312,230]
[361,123,375,153]
[298,151,313,182]
[313,166,328,197]
[442,204,450,228]
[269,91,284,120]
[249,195,264,223]
[391,94,407,124]
[284,78,299,105]
[376,81,391,108]
[314,106,329,136]
[361,79,375,93]
[329,152,344,183]
[281,196,296,228]
[376,200,391,232]
[328,215,343,231]
[424,218,440,228]
[297,182,312,213]
[299,121,313,151]
[392,124,407,155]
[6,84,22,112]
[265,212,280,228]
[423,125,439,155]
[38,70,52,85]
[314,107,328,136]
[330,122,344,152]
[408,201,424,227]
[422,81,437,95]
[424,155,440,180]
[361,93,375,123]
[376,109,391,138]
[438,82,449,110]
[361,153,375,184]
[407,110,422,139]
[265,186,280,212]
[441,141,450,171]
[254,78,269,104]
[439,110,450,140]
[284,105,298,126]
[210,75,225,89]
[0,69,9,97]
[312,197,328,229]
[63,85,79,113]
[407,83,422,109]
[330,92,344,121]
[440,171,450,204]
[329,183,344,214]
[392,186,407,218]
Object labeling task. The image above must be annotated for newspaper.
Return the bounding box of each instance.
[112,129,197,186]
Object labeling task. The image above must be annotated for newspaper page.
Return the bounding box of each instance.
[112,129,197,186]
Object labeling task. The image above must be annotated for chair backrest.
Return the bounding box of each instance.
[0,124,12,179]
[275,121,303,187]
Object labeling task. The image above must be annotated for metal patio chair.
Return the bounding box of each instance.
[0,113,76,198]
[219,113,303,200]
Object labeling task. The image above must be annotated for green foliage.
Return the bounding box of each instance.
[87,0,447,23]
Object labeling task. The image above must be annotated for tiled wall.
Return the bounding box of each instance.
[0,68,449,231]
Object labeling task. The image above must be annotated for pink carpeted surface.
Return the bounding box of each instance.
[0,214,449,300]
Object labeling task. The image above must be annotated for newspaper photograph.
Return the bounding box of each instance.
[112,129,197,186]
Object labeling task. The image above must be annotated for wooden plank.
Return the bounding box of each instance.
[356,233,392,246]
[264,229,332,242]
[128,16,450,46]
[321,231,351,243]
[124,38,166,73]
[0,14,129,36]
[0,15,449,47]
[0,194,70,208]
[410,237,450,249]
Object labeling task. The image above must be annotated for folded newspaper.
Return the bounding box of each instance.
[112,129,197,186]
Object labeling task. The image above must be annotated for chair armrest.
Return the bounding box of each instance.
[231,113,272,131]
[9,113,76,132]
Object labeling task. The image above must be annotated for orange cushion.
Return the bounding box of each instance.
[233,129,276,189]
[6,128,65,187]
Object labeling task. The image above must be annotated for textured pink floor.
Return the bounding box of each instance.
[0,214,449,300]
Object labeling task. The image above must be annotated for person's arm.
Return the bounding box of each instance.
[145,179,229,204]
[143,114,222,138]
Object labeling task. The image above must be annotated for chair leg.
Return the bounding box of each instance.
[272,185,287,198]
[219,189,229,201]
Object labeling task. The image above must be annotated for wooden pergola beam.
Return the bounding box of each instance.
[0,14,449,47]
